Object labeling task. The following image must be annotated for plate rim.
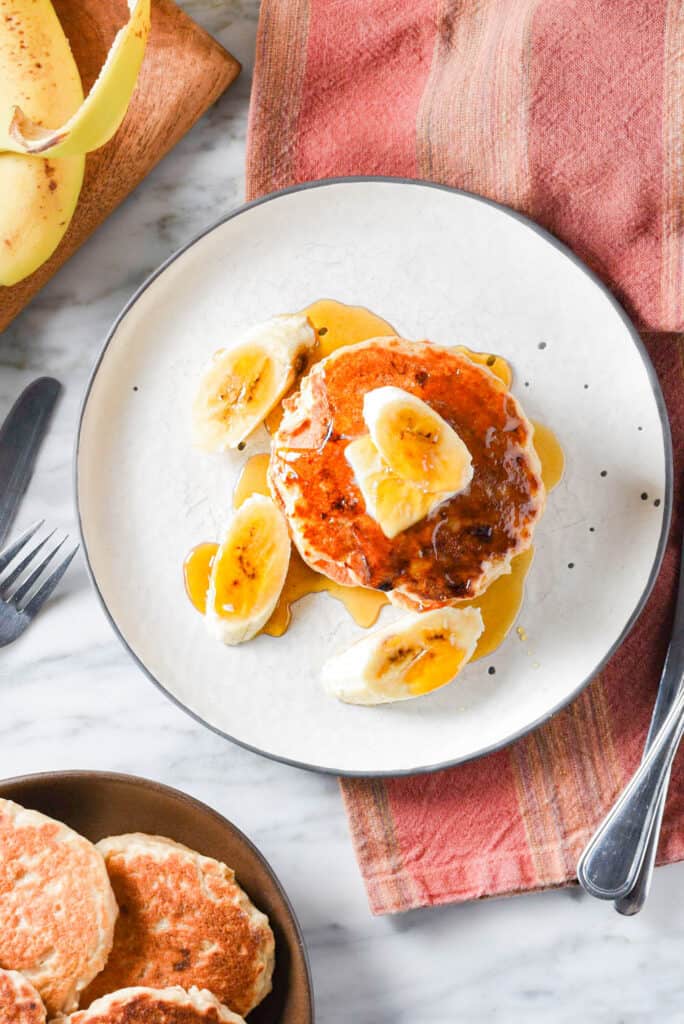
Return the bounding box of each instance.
[75,175,675,778]
[0,768,315,1021]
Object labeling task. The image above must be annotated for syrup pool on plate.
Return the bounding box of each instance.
[264,299,397,433]
[184,542,218,615]
[184,299,564,653]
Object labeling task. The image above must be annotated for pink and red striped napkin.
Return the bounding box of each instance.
[247,0,684,914]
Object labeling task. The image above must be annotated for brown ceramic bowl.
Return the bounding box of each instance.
[0,771,314,1024]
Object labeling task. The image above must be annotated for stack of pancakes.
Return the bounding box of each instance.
[0,800,274,1023]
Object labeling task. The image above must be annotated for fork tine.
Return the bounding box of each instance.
[20,545,79,618]
[10,536,67,607]
[0,529,56,596]
[0,520,44,573]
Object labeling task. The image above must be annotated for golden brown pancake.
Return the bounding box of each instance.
[0,799,117,1017]
[80,835,274,1018]
[0,969,46,1024]
[62,986,245,1023]
[269,337,545,609]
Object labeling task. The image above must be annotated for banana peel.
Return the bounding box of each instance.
[0,0,151,159]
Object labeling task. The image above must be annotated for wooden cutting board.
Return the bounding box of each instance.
[0,0,240,332]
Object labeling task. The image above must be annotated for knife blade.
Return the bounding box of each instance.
[0,377,61,547]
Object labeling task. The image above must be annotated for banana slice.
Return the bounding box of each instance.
[364,386,473,493]
[192,315,316,452]
[346,435,454,538]
[322,606,484,705]
[206,494,290,645]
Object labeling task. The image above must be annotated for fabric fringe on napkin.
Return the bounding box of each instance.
[247,0,684,913]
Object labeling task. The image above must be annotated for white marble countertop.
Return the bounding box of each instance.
[2,3,683,1020]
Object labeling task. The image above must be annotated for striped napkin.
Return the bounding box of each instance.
[246,0,684,914]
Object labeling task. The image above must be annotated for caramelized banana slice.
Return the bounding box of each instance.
[363,386,473,493]
[346,435,453,538]
[192,315,316,452]
[322,606,484,705]
[206,494,290,645]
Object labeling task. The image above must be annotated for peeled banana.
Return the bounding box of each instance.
[345,434,454,538]
[206,494,291,645]
[192,315,317,452]
[322,606,484,705]
[364,386,473,494]
[0,0,150,158]
[0,0,150,287]
[0,0,84,286]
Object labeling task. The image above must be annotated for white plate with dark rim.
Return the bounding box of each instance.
[76,178,673,776]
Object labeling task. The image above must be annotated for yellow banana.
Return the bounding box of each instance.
[0,0,150,287]
[0,0,84,286]
[0,0,150,158]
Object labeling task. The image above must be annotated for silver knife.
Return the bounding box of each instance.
[0,377,61,547]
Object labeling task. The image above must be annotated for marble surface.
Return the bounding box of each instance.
[1,2,683,1020]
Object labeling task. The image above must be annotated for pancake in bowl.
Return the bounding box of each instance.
[269,336,545,610]
[0,968,46,1024]
[80,834,274,1018]
[60,985,245,1023]
[0,799,117,1017]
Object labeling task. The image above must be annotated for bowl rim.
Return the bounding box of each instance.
[74,175,675,778]
[0,768,315,1021]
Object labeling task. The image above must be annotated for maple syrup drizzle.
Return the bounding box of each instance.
[232,452,271,505]
[465,548,534,661]
[461,422,563,661]
[185,299,564,656]
[532,419,565,492]
[456,347,513,389]
[264,299,397,434]
[184,542,218,614]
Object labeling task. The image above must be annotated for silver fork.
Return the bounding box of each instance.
[577,522,684,908]
[0,520,78,646]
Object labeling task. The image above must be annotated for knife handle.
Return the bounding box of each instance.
[0,377,61,547]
